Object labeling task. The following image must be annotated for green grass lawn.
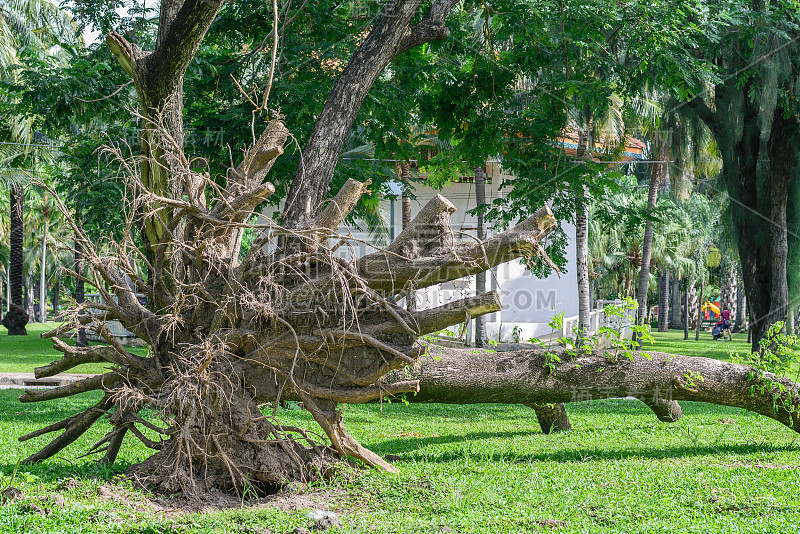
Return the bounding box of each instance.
[1,394,799,533]
[1,326,799,533]
[647,328,753,361]
[0,322,147,374]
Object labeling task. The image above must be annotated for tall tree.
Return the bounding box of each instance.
[634,131,668,346]
[0,0,78,334]
[1,185,26,334]
[474,164,487,348]
[677,1,800,350]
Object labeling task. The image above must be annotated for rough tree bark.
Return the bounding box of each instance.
[39,223,48,322]
[2,185,28,335]
[574,129,591,339]
[696,281,703,341]
[400,161,412,230]
[73,230,88,348]
[670,277,682,329]
[52,276,60,320]
[657,270,669,332]
[399,161,415,311]
[396,348,799,431]
[684,287,690,340]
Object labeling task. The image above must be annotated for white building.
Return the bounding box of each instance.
[380,161,578,344]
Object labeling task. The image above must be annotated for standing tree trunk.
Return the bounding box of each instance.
[29,278,38,323]
[684,286,690,340]
[695,281,704,341]
[474,165,487,348]
[719,261,737,323]
[51,275,60,319]
[575,210,590,338]
[765,111,792,338]
[574,128,592,342]
[657,269,669,332]
[73,231,88,348]
[400,161,415,312]
[687,284,698,330]
[636,132,667,346]
[2,185,28,335]
[670,276,682,329]
[400,161,412,230]
[39,226,47,322]
[734,284,746,333]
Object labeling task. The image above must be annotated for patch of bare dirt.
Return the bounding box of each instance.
[0,487,22,504]
[92,477,347,524]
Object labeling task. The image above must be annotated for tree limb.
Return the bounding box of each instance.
[395,348,800,432]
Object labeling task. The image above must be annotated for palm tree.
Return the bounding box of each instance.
[24,186,65,322]
[0,0,79,333]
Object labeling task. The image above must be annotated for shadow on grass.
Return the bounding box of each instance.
[374,431,798,464]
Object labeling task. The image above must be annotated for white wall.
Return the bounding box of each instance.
[380,162,579,343]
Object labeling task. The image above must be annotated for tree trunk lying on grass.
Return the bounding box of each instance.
[390,348,800,431]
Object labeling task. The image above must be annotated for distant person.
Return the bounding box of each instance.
[713,309,733,341]
[721,308,732,340]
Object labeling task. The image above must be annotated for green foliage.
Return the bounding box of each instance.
[599,297,653,361]
[733,322,800,418]
[733,322,799,380]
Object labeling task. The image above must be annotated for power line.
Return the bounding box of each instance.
[0,141,63,148]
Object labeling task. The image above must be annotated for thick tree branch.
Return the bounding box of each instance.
[686,95,718,135]
[140,0,224,98]
[20,396,113,464]
[230,120,289,188]
[311,178,372,235]
[19,373,117,403]
[369,291,502,336]
[398,0,460,54]
[283,0,460,226]
[395,349,800,432]
[359,205,557,292]
[35,338,145,378]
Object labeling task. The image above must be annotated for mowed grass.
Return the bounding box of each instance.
[0,326,799,533]
[0,322,148,374]
[648,329,753,361]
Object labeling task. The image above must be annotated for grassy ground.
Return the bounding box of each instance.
[0,323,147,374]
[647,329,752,361]
[1,327,799,533]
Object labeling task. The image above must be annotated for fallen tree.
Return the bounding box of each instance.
[394,347,800,432]
[16,0,800,499]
